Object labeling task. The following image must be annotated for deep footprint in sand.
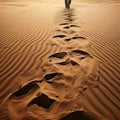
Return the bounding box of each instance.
[28,93,55,109]
[57,60,79,66]
[64,26,70,29]
[59,23,69,25]
[61,25,80,30]
[49,52,67,59]
[60,110,108,120]
[44,72,63,81]
[71,50,90,56]
[49,50,91,65]
[53,35,66,38]
[72,36,86,40]
[65,38,71,41]
[10,81,40,98]
[70,24,80,28]
[65,36,86,41]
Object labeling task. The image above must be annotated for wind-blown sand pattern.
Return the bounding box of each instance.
[0,0,120,120]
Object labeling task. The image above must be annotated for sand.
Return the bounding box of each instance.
[0,0,120,120]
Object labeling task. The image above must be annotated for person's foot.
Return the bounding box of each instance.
[65,4,70,9]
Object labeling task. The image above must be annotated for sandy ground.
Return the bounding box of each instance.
[0,0,120,120]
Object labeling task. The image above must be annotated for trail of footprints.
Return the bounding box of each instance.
[6,11,99,120]
[53,23,86,42]
[8,50,96,119]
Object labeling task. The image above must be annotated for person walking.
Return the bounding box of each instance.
[65,0,71,9]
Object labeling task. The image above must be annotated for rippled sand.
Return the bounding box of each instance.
[0,0,120,120]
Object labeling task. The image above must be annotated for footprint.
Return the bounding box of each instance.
[11,81,39,97]
[70,60,79,66]
[60,111,86,120]
[44,72,63,81]
[65,38,71,41]
[57,60,79,66]
[57,62,69,66]
[65,36,86,42]
[48,50,91,66]
[53,35,66,38]
[72,36,86,40]
[49,52,67,59]
[60,110,108,120]
[64,26,70,29]
[71,50,90,56]
[28,93,55,109]
[59,23,68,25]
[65,18,73,21]
[70,25,80,28]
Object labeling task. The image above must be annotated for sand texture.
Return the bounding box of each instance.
[0,0,120,120]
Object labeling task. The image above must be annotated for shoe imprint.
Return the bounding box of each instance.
[27,93,55,109]
[53,35,66,38]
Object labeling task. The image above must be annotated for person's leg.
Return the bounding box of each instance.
[69,0,71,5]
[65,0,67,5]
[65,0,68,8]
[65,0,71,9]
[68,0,71,9]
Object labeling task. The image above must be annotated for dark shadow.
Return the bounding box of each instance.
[60,110,101,120]
[44,72,63,81]
[11,82,39,97]
[28,93,55,109]
[49,52,67,59]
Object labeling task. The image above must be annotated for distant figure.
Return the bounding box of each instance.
[65,0,71,9]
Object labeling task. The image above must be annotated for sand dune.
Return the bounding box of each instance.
[0,0,120,120]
